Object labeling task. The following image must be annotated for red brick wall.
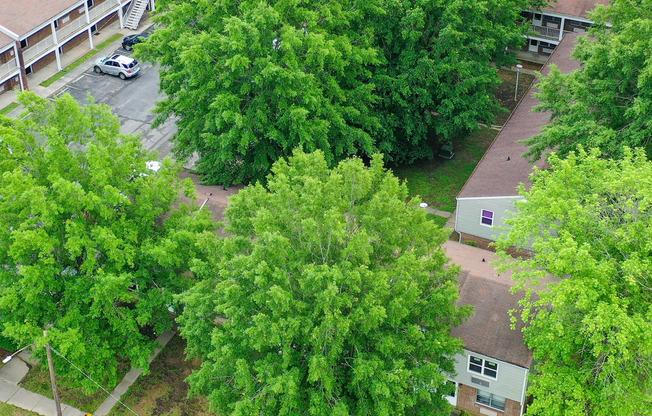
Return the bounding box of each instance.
[459,233,496,251]
[61,31,89,54]
[95,11,118,32]
[456,384,522,416]
[57,8,87,30]
[25,26,54,48]
[30,51,55,72]
[0,48,15,65]
[458,233,533,259]
[1,76,19,93]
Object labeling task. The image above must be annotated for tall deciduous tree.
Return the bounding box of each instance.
[0,92,214,390]
[524,0,652,161]
[372,0,534,163]
[495,148,652,416]
[142,0,541,183]
[139,0,382,186]
[178,150,468,416]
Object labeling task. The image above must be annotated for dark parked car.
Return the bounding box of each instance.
[122,32,149,51]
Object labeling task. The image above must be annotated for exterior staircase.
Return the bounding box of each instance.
[125,0,148,30]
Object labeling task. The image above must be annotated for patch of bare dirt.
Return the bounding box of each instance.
[109,336,212,416]
[493,69,536,126]
[178,170,244,224]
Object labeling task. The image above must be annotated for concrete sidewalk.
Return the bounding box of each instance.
[0,351,86,416]
[94,330,175,416]
[0,330,176,416]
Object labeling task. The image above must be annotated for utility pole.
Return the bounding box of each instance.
[44,330,63,416]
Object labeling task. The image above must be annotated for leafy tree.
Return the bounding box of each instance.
[524,0,652,161]
[139,0,382,186]
[0,92,214,390]
[372,0,535,163]
[495,148,652,416]
[142,0,542,183]
[178,150,468,416]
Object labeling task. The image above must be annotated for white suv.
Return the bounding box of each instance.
[94,54,140,79]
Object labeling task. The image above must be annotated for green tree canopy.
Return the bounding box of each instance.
[139,0,382,186]
[141,0,538,184]
[178,149,468,415]
[524,0,652,161]
[0,92,214,390]
[495,148,652,416]
[372,0,533,163]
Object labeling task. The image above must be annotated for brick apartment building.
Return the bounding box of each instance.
[0,0,153,94]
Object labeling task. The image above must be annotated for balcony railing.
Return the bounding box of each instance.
[89,1,120,23]
[23,36,56,65]
[529,24,561,40]
[20,1,124,68]
[0,59,18,80]
[57,15,88,43]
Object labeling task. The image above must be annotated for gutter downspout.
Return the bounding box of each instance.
[519,367,528,416]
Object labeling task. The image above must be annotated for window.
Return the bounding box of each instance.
[480,210,494,227]
[87,0,94,7]
[469,355,498,378]
[53,19,59,29]
[476,390,506,411]
[19,39,28,49]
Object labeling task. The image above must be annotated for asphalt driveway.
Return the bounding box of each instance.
[53,45,178,162]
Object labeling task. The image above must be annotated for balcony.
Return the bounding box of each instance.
[89,0,120,22]
[57,16,88,43]
[0,59,18,81]
[22,1,124,67]
[518,21,577,42]
[23,36,56,65]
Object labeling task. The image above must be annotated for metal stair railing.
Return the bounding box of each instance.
[125,0,148,30]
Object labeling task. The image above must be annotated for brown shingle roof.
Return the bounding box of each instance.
[0,33,12,50]
[445,241,532,368]
[0,0,81,37]
[458,33,582,199]
[542,0,610,19]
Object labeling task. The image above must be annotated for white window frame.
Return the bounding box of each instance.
[480,209,494,227]
[87,0,94,8]
[476,389,506,411]
[468,355,498,380]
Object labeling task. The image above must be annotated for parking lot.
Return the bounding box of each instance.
[53,43,179,163]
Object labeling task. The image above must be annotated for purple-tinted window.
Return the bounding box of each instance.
[481,210,493,226]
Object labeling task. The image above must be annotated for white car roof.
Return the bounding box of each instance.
[111,54,136,64]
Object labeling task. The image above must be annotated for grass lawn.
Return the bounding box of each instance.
[426,213,450,228]
[392,66,535,213]
[19,358,129,413]
[108,335,211,416]
[0,102,19,116]
[0,403,39,416]
[393,126,498,212]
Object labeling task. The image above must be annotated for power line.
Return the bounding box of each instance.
[49,347,141,416]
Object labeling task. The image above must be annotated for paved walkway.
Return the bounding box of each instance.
[94,330,175,416]
[0,330,175,416]
[0,351,86,416]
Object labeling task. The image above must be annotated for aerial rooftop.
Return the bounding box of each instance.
[458,32,582,199]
